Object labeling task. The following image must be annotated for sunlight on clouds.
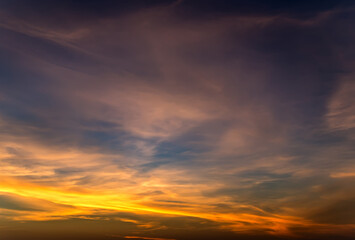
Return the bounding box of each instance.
[0,132,318,235]
[0,2,355,239]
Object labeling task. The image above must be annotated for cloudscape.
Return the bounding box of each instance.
[0,1,354,240]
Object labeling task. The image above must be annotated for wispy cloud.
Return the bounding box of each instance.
[0,1,354,239]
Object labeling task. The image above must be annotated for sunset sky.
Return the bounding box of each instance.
[0,1,355,240]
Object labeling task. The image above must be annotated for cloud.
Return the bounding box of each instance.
[0,1,355,239]
[124,236,175,240]
[327,77,355,132]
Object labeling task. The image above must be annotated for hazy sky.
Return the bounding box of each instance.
[0,1,354,240]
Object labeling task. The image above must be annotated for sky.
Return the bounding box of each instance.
[0,1,354,240]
